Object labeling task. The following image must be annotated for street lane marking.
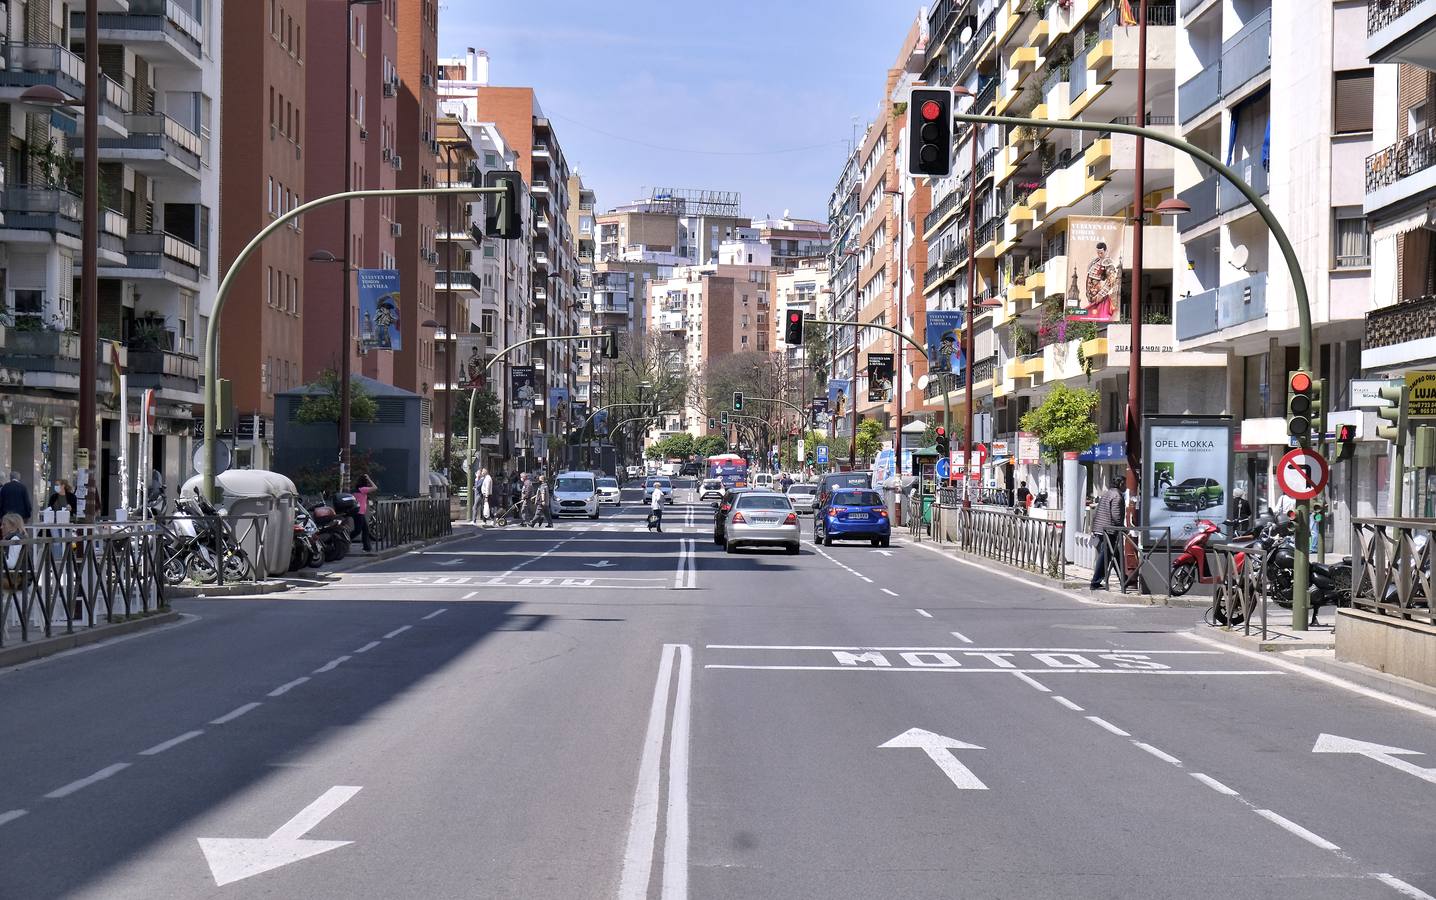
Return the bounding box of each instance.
[949,630,974,644]
[1052,696,1084,712]
[383,625,413,639]
[355,641,381,653]
[704,666,1276,675]
[915,609,932,618]
[437,558,463,566]
[1254,809,1340,851]
[139,730,204,756]
[860,576,873,583]
[198,785,362,887]
[618,643,691,900]
[45,763,131,798]
[0,809,27,827]
[1013,672,1050,692]
[1133,741,1183,766]
[1086,716,1131,737]
[211,702,262,725]
[422,608,449,619]
[314,656,351,674]
[673,539,697,590]
[1374,874,1436,900]
[881,588,899,597]
[880,728,988,791]
[663,644,692,900]
[268,677,310,697]
[706,644,1219,653]
[1191,773,1239,796]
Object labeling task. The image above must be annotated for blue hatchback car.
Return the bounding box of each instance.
[814,488,891,547]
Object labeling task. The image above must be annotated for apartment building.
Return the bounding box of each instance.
[597,188,748,267]
[826,140,862,441]
[221,0,302,470]
[0,0,220,510]
[393,0,440,400]
[1365,0,1436,516]
[432,116,478,469]
[569,173,598,410]
[1175,0,1375,542]
[773,260,831,405]
[752,213,832,271]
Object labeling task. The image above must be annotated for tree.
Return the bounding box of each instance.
[802,320,831,387]
[451,389,501,440]
[854,418,885,462]
[694,434,728,459]
[654,432,695,460]
[295,370,378,448]
[1020,383,1099,463]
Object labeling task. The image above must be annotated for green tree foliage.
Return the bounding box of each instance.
[294,370,379,448]
[854,418,885,462]
[653,432,695,460]
[451,389,501,440]
[1019,383,1099,462]
[693,434,728,459]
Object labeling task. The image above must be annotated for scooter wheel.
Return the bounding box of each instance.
[1170,561,1197,597]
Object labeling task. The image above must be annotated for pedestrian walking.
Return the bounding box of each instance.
[1232,488,1253,534]
[0,472,33,523]
[46,480,77,519]
[477,468,494,523]
[1015,480,1032,516]
[351,474,377,552]
[648,481,664,533]
[535,477,553,528]
[519,473,537,526]
[1089,475,1126,591]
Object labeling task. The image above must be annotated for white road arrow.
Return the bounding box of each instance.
[585,560,618,568]
[870,549,894,557]
[879,728,988,790]
[198,786,362,886]
[1312,734,1436,786]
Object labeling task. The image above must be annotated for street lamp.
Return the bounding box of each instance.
[953,84,980,505]
[882,188,907,476]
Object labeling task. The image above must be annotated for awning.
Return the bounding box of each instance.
[1370,206,1435,243]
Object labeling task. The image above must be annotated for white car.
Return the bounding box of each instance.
[626,465,642,479]
[786,483,818,514]
[551,471,600,519]
[699,478,725,502]
[752,472,774,489]
[596,476,621,505]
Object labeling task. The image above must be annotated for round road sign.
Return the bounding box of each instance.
[935,457,951,479]
[1276,447,1328,501]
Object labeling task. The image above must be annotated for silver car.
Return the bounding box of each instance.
[786,483,818,514]
[724,491,800,555]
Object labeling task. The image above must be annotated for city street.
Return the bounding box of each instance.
[1,484,1432,899]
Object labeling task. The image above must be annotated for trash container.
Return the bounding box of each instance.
[180,470,297,578]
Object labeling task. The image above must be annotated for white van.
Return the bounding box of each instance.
[551,471,600,519]
[659,462,680,477]
[752,472,774,489]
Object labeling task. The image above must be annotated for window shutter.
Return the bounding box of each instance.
[1334,70,1374,134]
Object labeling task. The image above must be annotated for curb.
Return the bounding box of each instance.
[0,609,181,669]
[1190,624,1336,653]
[1292,651,1436,711]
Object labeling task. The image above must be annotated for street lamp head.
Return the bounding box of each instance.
[952,86,975,98]
[1149,197,1192,217]
[19,84,78,109]
[308,249,339,263]
[421,319,441,329]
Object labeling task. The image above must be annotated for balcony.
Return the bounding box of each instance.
[1175,272,1267,341]
[0,43,85,101]
[435,269,481,292]
[1366,126,1436,219]
[1369,0,1436,69]
[1363,295,1436,369]
[129,347,200,392]
[75,0,204,66]
[1178,159,1269,234]
[1178,63,1221,125]
[1221,8,1271,96]
[96,113,202,177]
[0,187,81,238]
[119,231,203,282]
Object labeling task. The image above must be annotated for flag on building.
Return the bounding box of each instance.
[109,340,125,400]
[1119,0,1138,26]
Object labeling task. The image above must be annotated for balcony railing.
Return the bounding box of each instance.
[1221,7,1271,95]
[1175,272,1267,340]
[109,113,203,163]
[1365,295,1436,350]
[1367,126,1436,194]
[1178,160,1269,232]
[1,187,82,236]
[0,43,85,96]
[101,75,132,116]
[1369,0,1428,36]
[924,189,960,234]
[952,13,996,81]
[435,269,481,292]
[129,348,200,382]
[1218,157,1270,211]
[1178,63,1222,124]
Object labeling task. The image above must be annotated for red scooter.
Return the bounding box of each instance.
[1170,514,1266,597]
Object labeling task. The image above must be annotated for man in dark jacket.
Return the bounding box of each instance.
[1089,475,1126,590]
[0,472,33,523]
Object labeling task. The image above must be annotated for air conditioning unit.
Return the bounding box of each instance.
[390,222,403,237]
[359,128,369,141]
[391,155,403,170]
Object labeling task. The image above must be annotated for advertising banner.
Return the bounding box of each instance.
[510,365,535,410]
[357,269,402,351]
[1064,216,1125,323]
[1017,431,1041,464]
[924,310,966,374]
[593,409,609,436]
[1143,416,1235,539]
[810,396,829,428]
[548,386,571,421]
[1410,370,1436,420]
[571,400,588,425]
[827,378,852,422]
[455,334,487,390]
[866,353,894,403]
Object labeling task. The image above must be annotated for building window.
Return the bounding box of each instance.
[1333,208,1370,269]
[1333,69,1374,135]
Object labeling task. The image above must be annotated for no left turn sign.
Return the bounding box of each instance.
[1277,447,1329,501]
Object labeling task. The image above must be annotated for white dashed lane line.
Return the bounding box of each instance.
[1255,809,1341,851]
[1052,695,1084,712]
[949,630,974,644]
[914,609,933,618]
[139,730,204,757]
[268,676,310,697]
[45,763,131,799]
[0,810,28,827]
[881,588,899,597]
[1086,716,1131,737]
[314,656,350,674]
[1190,773,1238,796]
[1012,672,1050,692]
[383,625,413,639]
[210,702,261,725]
[355,640,381,654]
[424,607,450,618]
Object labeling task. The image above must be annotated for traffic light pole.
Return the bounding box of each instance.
[951,109,1315,627]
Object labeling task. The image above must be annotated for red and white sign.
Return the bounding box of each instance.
[1276,447,1328,500]
[142,388,157,434]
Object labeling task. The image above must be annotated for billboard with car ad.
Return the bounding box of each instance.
[1142,415,1234,539]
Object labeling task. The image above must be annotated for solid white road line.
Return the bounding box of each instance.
[1012,672,1050,692]
[1052,696,1085,712]
[881,588,899,597]
[1254,809,1341,851]
[383,625,413,639]
[1190,773,1239,796]
[1133,741,1183,766]
[900,537,1144,608]
[914,609,933,618]
[45,763,131,798]
[1086,716,1131,737]
[0,809,28,827]
[705,644,1219,653]
[139,730,204,756]
[268,677,310,697]
[354,641,381,653]
[210,702,261,725]
[313,656,351,674]
[423,608,450,618]
[949,630,974,644]
[1374,873,1436,900]
[663,644,692,900]
[617,644,678,900]
[461,591,478,599]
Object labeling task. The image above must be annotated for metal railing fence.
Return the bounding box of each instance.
[371,496,452,551]
[1351,517,1435,627]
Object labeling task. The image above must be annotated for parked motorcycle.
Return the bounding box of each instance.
[309,501,350,562]
[1171,511,1274,597]
[1259,517,1352,626]
[162,496,250,585]
[289,506,326,572]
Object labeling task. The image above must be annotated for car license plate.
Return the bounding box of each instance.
[848,513,869,520]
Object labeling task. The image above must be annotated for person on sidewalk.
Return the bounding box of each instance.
[535,476,554,528]
[519,473,537,526]
[1015,481,1032,516]
[0,472,33,523]
[1089,475,1126,591]
[648,481,665,533]
[352,474,377,553]
[477,468,493,524]
[46,480,77,519]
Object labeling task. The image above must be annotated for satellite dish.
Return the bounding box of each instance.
[918,374,931,390]
[1230,245,1250,270]
[959,25,974,44]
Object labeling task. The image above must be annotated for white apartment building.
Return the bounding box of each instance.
[0,0,219,510]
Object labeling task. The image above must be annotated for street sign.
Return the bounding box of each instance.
[816,445,829,464]
[1350,378,1399,408]
[935,457,950,479]
[1409,370,1436,420]
[1276,447,1329,500]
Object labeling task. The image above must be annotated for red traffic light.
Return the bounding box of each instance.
[920,100,943,121]
[788,311,801,323]
[1290,371,1312,392]
[935,426,946,437]
[1337,424,1356,440]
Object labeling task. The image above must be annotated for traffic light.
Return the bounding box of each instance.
[1376,381,1409,448]
[733,391,745,412]
[1286,370,1317,439]
[785,309,805,345]
[907,87,954,177]
[720,411,729,426]
[1334,423,1357,463]
[601,326,620,359]
[483,170,522,239]
[708,417,716,430]
[935,426,949,457]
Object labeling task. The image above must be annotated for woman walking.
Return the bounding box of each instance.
[352,474,377,553]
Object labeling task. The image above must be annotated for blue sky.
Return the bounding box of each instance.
[441,0,921,220]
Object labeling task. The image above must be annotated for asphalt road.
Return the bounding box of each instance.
[1,481,1432,899]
